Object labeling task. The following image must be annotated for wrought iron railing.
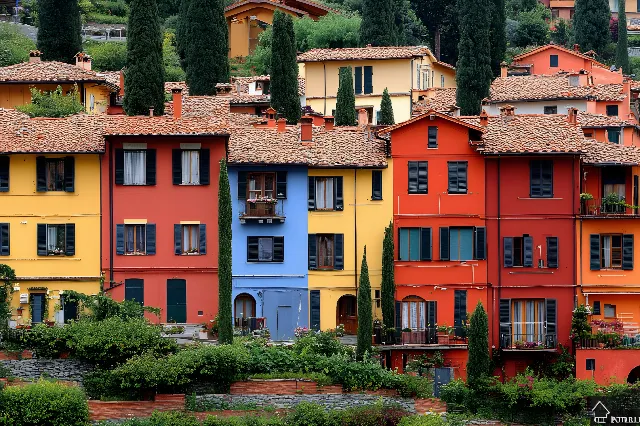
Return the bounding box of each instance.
[238,200,285,219]
[380,326,468,345]
[500,333,557,349]
[581,197,636,216]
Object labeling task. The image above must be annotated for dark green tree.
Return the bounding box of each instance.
[616,0,630,73]
[574,0,611,58]
[490,0,507,77]
[411,0,459,64]
[36,0,82,63]
[218,159,233,345]
[0,265,16,332]
[270,10,301,123]
[123,0,165,116]
[356,246,372,360]
[467,301,490,388]
[512,4,550,48]
[381,222,395,330]
[335,66,356,126]
[456,0,492,115]
[176,0,189,69]
[379,88,395,126]
[360,0,396,46]
[550,18,573,47]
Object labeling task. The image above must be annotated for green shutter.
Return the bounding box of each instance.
[199,149,210,185]
[237,171,247,199]
[172,149,182,185]
[308,234,317,269]
[146,224,156,255]
[623,234,634,270]
[308,177,316,210]
[523,236,533,267]
[420,227,432,261]
[199,224,207,255]
[334,177,344,211]
[0,156,9,192]
[354,66,362,95]
[590,234,601,270]
[115,149,124,185]
[174,224,182,255]
[310,290,321,330]
[474,227,486,260]
[334,234,344,270]
[546,237,558,268]
[273,236,284,262]
[145,149,156,185]
[247,237,259,262]
[65,223,75,256]
[0,223,9,256]
[364,66,373,94]
[439,227,449,260]
[499,299,511,348]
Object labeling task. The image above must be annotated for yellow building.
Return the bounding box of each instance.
[298,46,456,125]
[0,110,103,325]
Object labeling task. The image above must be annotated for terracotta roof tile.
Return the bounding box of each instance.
[412,88,458,116]
[0,61,110,85]
[164,95,231,118]
[297,46,436,62]
[97,71,121,89]
[165,81,190,96]
[225,0,335,14]
[512,44,607,68]
[581,139,640,165]
[577,112,636,128]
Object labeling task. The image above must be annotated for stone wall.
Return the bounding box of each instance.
[0,359,93,383]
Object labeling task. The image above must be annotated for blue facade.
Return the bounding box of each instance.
[229,165,309,340]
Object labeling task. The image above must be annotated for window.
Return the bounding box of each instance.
[447,161,468,194]
[590,233,633,271]
[249,172,275,199]
[316,177,334,209]
[504,235,533,267]
[125,224,146,255]
[592,301,601,315]
[428,126,438,148]
[568,76,579,86]
[608,128,621,144]
[124,279,144,306]
[530,160,553,197]
[0,156,7,192]
[364,66,373,94]
[606,105,619,117]
[247,236,284,262]
[354,66,362,95]
[371,170,382,200]
[543,106,558,114]
[174,224,206,255]
[586,359,596,371]
[308,176,343,211]
[36,156,74,192]
[181,151,200,184]
[604,304,616,318]
[0,223,8,256]
[124,150,146,185]
[375,289,381,308]
[454,290,467,336]
[45,159,64,191]
[550,54,559,67]
[512,299,545,343]
[308,234,344,270]
[401,296,427,331]
[408,161,428,194]
[440,227,486,261]
[318,234,334,269]
[399,228,431,261]
[601,234,623,269]
[449,228,473,261]
[37,224,74,256]
[440,75,445,88]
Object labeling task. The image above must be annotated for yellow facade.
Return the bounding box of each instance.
[1,154,102,325]
[308,161,393,331]
[0,83,112,114]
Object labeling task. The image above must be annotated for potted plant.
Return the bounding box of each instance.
[580,192,593,214]
[335,324,345,337]
[602,193,625,214]
[198,323,208,340]
[402,328,412,344]
[514,340,524,349]
[385,327,397,344]
[436,324,452,345]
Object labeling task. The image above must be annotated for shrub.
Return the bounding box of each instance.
[116,411,202,426]
[16,85,85,118]
[0,23,36,67]
[84,41,127,71]
[22,323,70,358]
[291,331,348,357]
[285,401,331,426]
[398,415,447,426]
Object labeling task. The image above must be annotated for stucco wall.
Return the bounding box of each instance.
[576,349,640,384]
[483,100,588,116]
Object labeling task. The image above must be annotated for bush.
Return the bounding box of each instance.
[84,41,127,71]
[629,35,640,47]
[21,323,70,358]
[0,380,89,426]
[292,331,349,357]
[16,85,85,118]
[398,415,447,426]
[0,23,36,67]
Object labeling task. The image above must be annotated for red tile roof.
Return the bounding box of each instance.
[165,81,190,96]
[581,139,640,165]
[297,46,437,62]
[577,112,636,128]
[0,61,114,89]
[378,109,484,135]
[225,0,335,15]
[412,88,458,116]
[512,44,607,68]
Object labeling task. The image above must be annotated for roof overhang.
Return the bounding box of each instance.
[378,109,484,135]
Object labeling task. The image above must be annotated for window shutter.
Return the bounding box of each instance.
[172,149,182,185]
[174,224,182,255]
[395,300,402,329]
[593,301,601,315]
[237,171,247,199]
[334,234,344,270]
[37,224,47,256]
[334,177,344,211]
[310,290,321,330]
[545,299,557,346]
[308,234,317,269]
[447,162,457,193]
[65,223,75,256]
[36,156,46,192]
[590,234,601,270]
[247,236,259,262]
[427,301,437,327]
[547,237,558,268]
[420,227,432,261]
[199,224,207,255]
[276,171,287,199]
[499,299,511,348]
[439,227,449,260]
[146,224,156,255]
[199,149,210,185]
[408,162,418,193]
[523,236,533,267]
[273,236,284,262]
[116,224,125,255]
[623,234,634,270]
[503,237,514,267]
[0,223,9,256]
[354,66,363,95]
[428,127,438,148]
[115,149,125,185]
[454,290,467,335]
[364,66,373,94]
[308,177,316,210]
[0,156,9,192]
[418,162,428,193]
[145,149,156,185]
[372,170,382,200]
[64,156,75,192]
[458,162,467,193]
[474,227,487,260]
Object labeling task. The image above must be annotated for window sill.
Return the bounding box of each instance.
[178,183,203,186]
[246,261,284,264]
[371,198,383,201]
[447,192,468,195]
[181,253,201,256]
[519,197,562,200]
[407,193,428,196]
[123,253,147,256]
[310,209,342,212]
[121,184,149,186]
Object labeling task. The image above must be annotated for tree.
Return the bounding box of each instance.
[550,19,573,47]
[490,0,507,77]
[574,0,611,58]
[467,301,490,388]
[616,0,630,73]
[356,246,372,360]
[456,0,492,115]
[17,85,84,118]
[381,222,395,330]
[0,265,16,332]
[505,0,537,19]
[360,0,396,46]
[270,11,300,123]
[0,23,36,67]
[123,0,165,116]
[379,88,395,126]
[218,159,233,345]
[335,66,356,126]
[512,4,550,48]
[37,0,82,63]
[176,0,189,68]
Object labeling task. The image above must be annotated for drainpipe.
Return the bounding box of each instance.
[354,170,358,298]
[109,139,114,287]
[496,157,501,349]
[323,62,327,116]
[410,59,414,116]
[99,154,103,291]
[573,156,577,309]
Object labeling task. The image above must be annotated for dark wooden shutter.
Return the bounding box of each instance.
[0,223,9,256]
[37,224,47,256]
[0,156,9,192]
[372,170,382,200]
[593,301,601,315]
[503,237,514,267]
[36,156,46,192]
[174,224,182,255]
[273,236,284,262]
[64,156,75,192]
[420,227,432,261]
[427,301,437,327]
[308,177,316,210]
[447,162,457,193]
[623,234,634,270]
[334,177,344,210]
[145,149,156,185]
[308,234,317,269]
[454,290,467,336]
[116,224,125,255]
[354,66,363,95]
[125,279,144,305]
[146,224,156,255]
[364,66,373,94]
[65,223,75,256]
[334,234,344,270]
[439,227,449,260]
[474,227,487,260]
[276,171,287,199]
[115,149,125,185]
[590,234,601,270]
[199,224,206,255]
[172,149,182,185]
[395,301,402,328]
[545,299,557,346]
[247,236,259,262]
[199,149,210,185]
[428,126,438,148]
[523,236,533,267]
[418,162,428,193]
[499,299,511,348]
[408,162,418,194]
[547,237,558,268]
[237,171,247,199]
[310,290,321,330]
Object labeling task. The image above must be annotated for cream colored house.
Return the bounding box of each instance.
[297,46,456,125]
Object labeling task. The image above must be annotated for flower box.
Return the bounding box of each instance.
[436,333,450,345]
[402,331,411,344]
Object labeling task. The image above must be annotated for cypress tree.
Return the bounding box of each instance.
[360,0,396,46]
[176,0,189,69]
[356,247,372,360]
[616,0,630,73]
[490,0,507,77]
[123,0,165,116]
[184,0,229,95]
[335,67,356,126]
[467,302,490,388]
[574,0,611,58]
[270,10,301,124]
[378,88,395,126]
[217,159,233,345]
[456,0,492,115]
[381,222,395,330]
[37,0,82,63]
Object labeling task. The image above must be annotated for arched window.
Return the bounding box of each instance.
[234,294,256,319]
[402,296,426,331]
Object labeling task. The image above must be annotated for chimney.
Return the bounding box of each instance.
[500,61,508,78]
[366,44,372,48]
[573,44,580,53]
[499,105,515,116]
[301,115,313,141]
[567,107,578,124]
[277,118,287,133]
[216,83,233,97]
[358,108,369,126]
[479,109,489,127]
[324,116,334,131]
[29,50,41,62]
[265,107,277,128]
[75,52,92,71]
[119,69,125,96]
[172,88,183,119]
[149,107,154,117]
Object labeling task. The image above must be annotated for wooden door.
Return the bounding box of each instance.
[337,295,358,335]
[30,294,45,324]
[167,279,187,323]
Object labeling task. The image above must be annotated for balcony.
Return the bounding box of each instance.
[580,194,639,218]
[376,327,469,347]
[500,333,558,351]
[238,199,285,224]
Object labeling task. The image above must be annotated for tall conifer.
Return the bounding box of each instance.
[360,0,396,46]
[490,0,507,77]
[379,88,395,126]
[616,0,630,73]
[574,0,611,58]
[37,0,82,63]
[218,160,233,345]
[335,67,356,126]
[270,10,300,124]
[176,0,190,69]
[356,247,372,360]
[381,223,395,330]
[467,302,490,388]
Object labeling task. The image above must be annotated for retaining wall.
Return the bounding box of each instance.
[0,359,93,383]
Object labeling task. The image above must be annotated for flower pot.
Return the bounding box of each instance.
[198,331,208,340]
[402,332,411,344]
[598,343,605,349]
[437,333,449,345]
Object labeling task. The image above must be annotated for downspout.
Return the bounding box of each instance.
[573,156,577,309]
[109,138,114,287]
[496,156,501,349]
[323,62,327,116]
[410,59,414,117]
[99,154,103,292]
[354,170,358,298]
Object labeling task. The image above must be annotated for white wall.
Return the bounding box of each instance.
[482,100,589,115]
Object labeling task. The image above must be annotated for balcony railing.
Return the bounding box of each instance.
[500,333,558,349]
[580,197,638,217]
[238,200,285,224]
[376,327,468,346]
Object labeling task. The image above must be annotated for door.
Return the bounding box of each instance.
[166,279,187,323]
[30,293,45,324]
[125,278,144,306]
[62,296,78,323]
[276,305,292,341]
[337,295,358,335]
[434,367,453,398]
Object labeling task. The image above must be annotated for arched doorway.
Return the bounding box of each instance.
[234,293,256,326]
[628,366,640,384]
[336,295,357,335]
